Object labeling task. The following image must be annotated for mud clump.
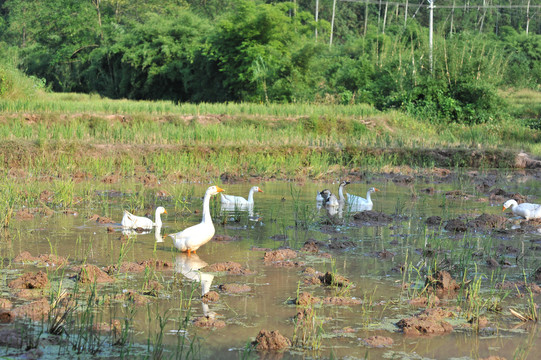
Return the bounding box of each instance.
[425,216,442,226]
[93,319,122,337]
[496,281,541,295]
[138,173,157,186]
[426,271,460,293]
[264,249,300,267]
[212,234,242,242]
[467,214,508,230]
[377,250,395,259]
[320,272,351,287]
[15,208,34,220]
[208,261,254,275]
[193,316,226,329]
[328,240,356,250]
[219,284,251,293]
[322,297,362,305]
[75,264,114,284]
[11,298,50,321]
[138,259,173,270]
[101,174,120,184]
[106,262,146,274]
[362,335,394,347]
[88,214,115,224]
[444,219,467,233]
[202,291,220,303]
[353,211,393,225]
[295,292,320,306]
[115,290,149,305]
[445,190,473,200]
[409,295,441,307]
[301,241,320,253]
[8,271,49,290]
[0,310,13,323]
[396,308,454,336]
[253,329,291,351]
[13,252,69,267]
[0,299,13,309]
[489,188,527,204]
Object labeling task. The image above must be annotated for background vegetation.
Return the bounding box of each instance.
[0,0,540,127]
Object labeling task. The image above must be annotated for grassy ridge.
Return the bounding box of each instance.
[1,92,540,181]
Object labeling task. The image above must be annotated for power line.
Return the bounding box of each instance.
[340,0,541,9]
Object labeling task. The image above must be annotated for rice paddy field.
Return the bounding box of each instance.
[1,92,541,359]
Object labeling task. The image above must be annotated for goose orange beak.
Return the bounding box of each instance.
[258,189,264,193]
[216,186,225,193]
[164,209,168,214]
[374,188,380,192]
[502,206,506,211]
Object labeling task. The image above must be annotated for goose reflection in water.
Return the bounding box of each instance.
[175,253,215,318]
[220,203,262,223]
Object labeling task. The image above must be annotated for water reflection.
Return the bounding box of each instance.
[174,253,215,317]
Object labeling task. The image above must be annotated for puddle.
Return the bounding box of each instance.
[1,177,541,359]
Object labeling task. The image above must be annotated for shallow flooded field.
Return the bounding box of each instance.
[1,171,541,359]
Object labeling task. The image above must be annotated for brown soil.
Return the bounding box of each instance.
[138,173,157,186]
[93,319,122,337]
[114,290,149,305]
[11,298,50,321]
[219,284,251,293]
[12,252,70,268]
[295,292,321,306]
[0,298,13,309]
[0,310,13,323]
[40,189,54,202]
[207,261,254,275]
[301,241,320,253]
[396,308,454,336]
[377,250,395,259]
[212,234,242,242]
[363,335,394,347]
[353,211,393,225]
[253,329,291,351]
[467,214,508,230]
[425,216,442,226]
[489,188,527,204]
[408,295,441,307]
[74,264,114,283]
[138,259,174,270]
[262,248,304,266]
[88,214,115,224]
[328,240,356,250]
[142,280,163,296]
[101,174,120,184]
[445,190,473,200]
[320,272,351,287]
[15,208,34,219]
[106,262,146,274]
[444,219,467,233]
[8,271,49,289]
[202,291,220,303]
[193,316,226,329]
[322,297,362,305]
[425,271,461,293]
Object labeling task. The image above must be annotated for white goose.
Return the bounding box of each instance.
[121,206,167,229]
[347,187,380,209]
[503,199,541,220]
[169,186,224,255]
[317,181,350,202]
[220,186,263,206]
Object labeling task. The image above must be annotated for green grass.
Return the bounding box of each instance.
[0,91,540,182]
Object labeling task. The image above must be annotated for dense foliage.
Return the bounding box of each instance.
[0,0,540,124]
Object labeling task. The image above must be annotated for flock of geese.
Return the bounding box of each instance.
[119,183,541,256]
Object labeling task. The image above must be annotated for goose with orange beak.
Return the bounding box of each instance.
[122,206,167,229]
[347,187,380,209]
[168,185,224,255]
[220,186,263,206]
[502,199,541,220]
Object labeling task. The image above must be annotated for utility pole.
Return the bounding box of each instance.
[429,0,434,74]
[315,0,319,41]
[526,0,531,36]
[330,0,337,47]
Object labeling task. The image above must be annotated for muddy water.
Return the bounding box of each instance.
[3,179,541,359]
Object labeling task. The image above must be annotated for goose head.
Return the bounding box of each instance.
[206,185,225,196]
[368,187,380,193]
[251,186,264,193]
[502,199,518,211]
[320,189,332,200]
[339,180,350,187]
[156,206,167,215]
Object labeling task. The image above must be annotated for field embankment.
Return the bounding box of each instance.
[1,92,540,182]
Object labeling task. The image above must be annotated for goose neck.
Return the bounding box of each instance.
[154,209,162,227]
[247,188,255,203]
[338,185,346,201]
[366,191,372,202]
[201,192,213,223]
